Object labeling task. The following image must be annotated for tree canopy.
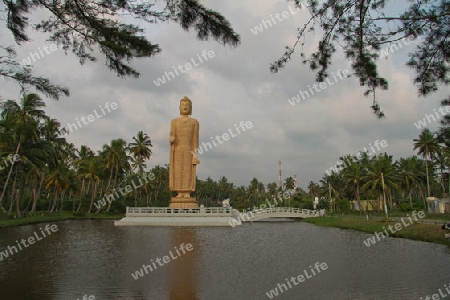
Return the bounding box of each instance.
[1,0,240,100]
[271,0,449,117]
[0,93,448,215]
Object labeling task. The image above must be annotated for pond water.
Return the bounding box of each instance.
[0,219,449,299]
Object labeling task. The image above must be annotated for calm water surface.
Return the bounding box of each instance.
[0,219,449,300]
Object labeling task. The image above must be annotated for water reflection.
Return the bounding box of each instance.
[169,228,199,300]
[0,220,449,299]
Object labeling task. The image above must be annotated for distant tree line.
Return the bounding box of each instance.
[1,94,450,217]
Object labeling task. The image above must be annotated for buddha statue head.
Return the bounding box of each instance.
[179,96,192,116]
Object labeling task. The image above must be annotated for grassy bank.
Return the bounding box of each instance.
[327,210,450,220]
[0,211,123,228]
[302,217,450,246]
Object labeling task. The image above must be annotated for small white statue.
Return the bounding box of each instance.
[222,199,230,207]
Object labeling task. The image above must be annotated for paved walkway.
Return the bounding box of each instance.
[390,217,448,225]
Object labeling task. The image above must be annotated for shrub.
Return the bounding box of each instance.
[318,198,330,210]
[335,198,350,212]
[109,201,126,214]
[400,202,412,212]
[301,200,314,210]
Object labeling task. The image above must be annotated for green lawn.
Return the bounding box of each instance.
[0,211,123,228]
[302,217,450,246]
[327,210,450,220]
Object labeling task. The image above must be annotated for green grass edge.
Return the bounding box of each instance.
[302,217,450,246]
[0,212,123,228]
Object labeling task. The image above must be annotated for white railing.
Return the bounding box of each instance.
[126,206,232,217]
[125,207,325,219]
[237,208,326,221]
[247,207,325,216]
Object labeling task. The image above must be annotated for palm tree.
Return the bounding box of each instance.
[320,171,345,212]
[45,164,69,213]
[152,165,169,206]
[342,156,365,212]
[18,138,57,214]
[441,146,450,198]
[266,182,278,198]
[218,176,229,200]
[74,145,95,211]
[434,147,447,196]
[284,176,296,191]
[84,156,102,213]
[396,156,423,209]
[257,181,265,206]
[248,178,259,207]
[204,176,218,206]
[413,128,441,197]
[307,181,320,199]
[362,154,399,215]
[283,176,296,206]
[0,93,47,211]
[27,161,44,213]
[101,139,129,211]
[128,131,152,174]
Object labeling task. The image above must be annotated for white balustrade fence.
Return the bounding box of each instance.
[125,206,325,220]
[126,207,232,217]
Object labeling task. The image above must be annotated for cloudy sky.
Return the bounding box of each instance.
[1,0,449,190]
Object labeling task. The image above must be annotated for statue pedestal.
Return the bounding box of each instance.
[169,197,199,208]
[114,206,236,227]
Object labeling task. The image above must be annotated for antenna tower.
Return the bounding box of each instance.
[278,160,282,188]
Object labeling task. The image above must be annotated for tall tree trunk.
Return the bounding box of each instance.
[15,189,21,217]
[421,172,428,209]
[31,175,44,213]
[47,192,52,211]
[76,177,86,212]
[49,186,59,213]
[106,172,119,212]
[356,182,363,213]
[0,142,21,212]
[60,190,66,211]
[7,191,14,216]
[154,177,163,204]
[76,194,83,213]
[24,193,32,212]
[388,188,393,210]
[86,180,91,196]
[409,190,413,209]
[7,166,19,216]
[377,194,382,213]
[147,192,152,206]
[88,181,98,214]
[381,173,388,218]
[425,158,430,197]
[103,166,114,198]
[328,182,333,212]
[23,177,34,212]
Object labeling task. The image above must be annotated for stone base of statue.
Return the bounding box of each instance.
[114,206,238,227]
[169,197,199,208]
